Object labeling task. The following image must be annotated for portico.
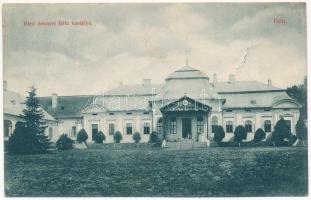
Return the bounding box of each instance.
[160,96,211,142]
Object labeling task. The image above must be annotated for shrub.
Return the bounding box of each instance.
[77,129,88,144]
[133,132,141,143]
[272,118,291,146]
[296,118,307,144]
[234,125,247,146]
[56,134,73,150]
[149,131,158,143]
[94,131,106,143]
[253,128,266,142]
[114,131,122,143]
[8,123,38,154]
[213,125,225,143]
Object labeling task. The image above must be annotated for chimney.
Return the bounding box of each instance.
[268,79,272,86]
[143,79,151,86]
[3,80,7,91]
[52,93,58,108]
[213,73,217,84]
[229,74,235,83]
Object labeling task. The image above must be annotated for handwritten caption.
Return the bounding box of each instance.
[24,20,92,27]
[273,18,287,25]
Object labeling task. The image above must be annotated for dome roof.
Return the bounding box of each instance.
[165,66,209,81]
[155,66,220,100]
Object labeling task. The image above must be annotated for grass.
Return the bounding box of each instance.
[4,145,308,197]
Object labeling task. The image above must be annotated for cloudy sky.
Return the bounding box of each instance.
[3,3,307,96]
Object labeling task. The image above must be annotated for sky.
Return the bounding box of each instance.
[3,3,307,96]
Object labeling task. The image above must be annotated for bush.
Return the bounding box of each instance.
[213,125,225,143]
[114,131,122,143]
[56,134,73,150]
[94,131,106,143]
[272,118,291,146]
[77,129,88,144]
[253,128,266,142]
[8,123,38,154]
[149,131,159,143]
[234,125,247,146]
[296,118,307,144]
[133,132,141,143]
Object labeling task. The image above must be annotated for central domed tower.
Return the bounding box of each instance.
[155,65,220,100]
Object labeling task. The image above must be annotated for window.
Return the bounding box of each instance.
[225,109,233,112]
[250,100,256,104]
[126,123,133,135]
[143,122,150,134]
[157,118,163,134]
[283,108,290,111]
[264,120,271,132]
[245,120,252,133]
[197,116,204,134]
[48,127,53,139]
[61,106,65,110]
[92,113,98,116]
[264,109,271,112]
[211,116,218,133]
[245,109,252,112]
[226,121,233,133]
[71,126,77,137]
[170,117,177,134]
[109,113,114,115]
[109,123,115,135]
[143,111,150,115]
[126,112,132,115]
[284,120,291,132]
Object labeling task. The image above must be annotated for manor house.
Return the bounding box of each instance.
[4,65,301,143]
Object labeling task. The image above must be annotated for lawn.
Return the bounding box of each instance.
[4,145,308,197]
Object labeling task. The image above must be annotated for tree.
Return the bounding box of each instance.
[296,118,307,146]
[133,132,141,143]
[234,125,247,147]
[287,77,307,119]
[213,125,225,143]
[77,129,88,145]
[149,131,158,143]
[56,134,74,150]
[253,128,266,142]
[114,131,122,143]
[272,118,291,146]
[94,131,106,143]
[9,86,52,154]
[8,122,38,154]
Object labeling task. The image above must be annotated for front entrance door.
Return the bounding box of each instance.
[182,118,192,139]
[91,124,99,141]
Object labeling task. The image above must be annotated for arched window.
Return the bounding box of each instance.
[211,116,218,133]
[245,120,252,133]
[264,120,271,132]
[170,117,177,134]
[4,120,12,137]
[197,116,204,133]
[157,118,163,134]
[226,121,233,133]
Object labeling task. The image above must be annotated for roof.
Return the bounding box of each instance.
[214,81,284,93]
[166,66,209,81]
[4,90,56,121]
[220,91,295,109]
[38,95,93,119]
[154,78,221,100]
[105,84,162,96]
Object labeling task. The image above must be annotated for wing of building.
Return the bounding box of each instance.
[3,83,57,141]
[33,65,301,143]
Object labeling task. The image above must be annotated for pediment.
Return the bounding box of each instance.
[160,96,211,113]
[82,104,106,114]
